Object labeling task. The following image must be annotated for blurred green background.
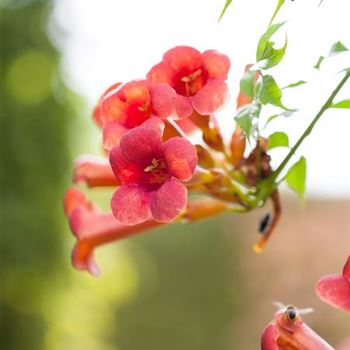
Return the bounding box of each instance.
[1,1,349,350]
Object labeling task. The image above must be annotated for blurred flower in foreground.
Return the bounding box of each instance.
[316,255,350,312]
[261,304,335,350]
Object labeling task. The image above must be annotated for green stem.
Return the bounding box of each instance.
[271,70,350,182]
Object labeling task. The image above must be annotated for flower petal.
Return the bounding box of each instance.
[175,118,197,134]
[261,324,280,350]
[343,256,350,281]
[192,79,228,115]
[109,146,145,184]
[316,274,350,312]
[175,95,193,119]
[120,126,163,163]
[150,178,187,222]
[64,187,91,217]
[73,155,119,187]
[140,116,165,136]
[99,90,128,125]
[93,82,122,127]
[150,83,176,118]
[162,137,198,181]
[163,46,202,72]
[202,50,230,80]
[102,120,129,151]
[111,185,153,225]
[147,61,176,85]
[120,80,150,102]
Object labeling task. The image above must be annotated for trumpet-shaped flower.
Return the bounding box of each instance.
[261,305,335,350]
[93,80,176,150]
[64,188,161,276]
[73,155,119,187]
[147,46,230,118]
[109,117,198,225]
[316,255,350,312]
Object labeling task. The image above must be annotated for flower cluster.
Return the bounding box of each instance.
[65,46,241,275]
[64,45,283,275]
[93,46,230,151]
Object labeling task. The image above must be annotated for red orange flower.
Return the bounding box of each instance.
[261,305,334,350]
[73,155,119,187]
[109,117,198,225]
[316,255,350,312]
[147,46,230,118]
[93,80,176,150]
[64,188,161,276]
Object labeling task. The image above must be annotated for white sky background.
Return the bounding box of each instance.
[50,0,350,198]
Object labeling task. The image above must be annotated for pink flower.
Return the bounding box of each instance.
[93,80,176,150]
[316,255,350,312]
[109,117,198,225]
[147,46,230,119]
[261,305,334,350]
[64,188,161,276]
[94,80,153,128]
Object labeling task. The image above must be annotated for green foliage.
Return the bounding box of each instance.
[329,41,348,55]
[235,103,261,137]
[260,75,289,109]
[239,69,256,99]
[330,99,350,109]
[314,41,349,69]
[267,132,289,150]
[1,2,76,349]
[218,0,232,21]
[285,157,307,200]
[269,0,285,25]
[259,38,288,70]
[256,22,286,64]
[282,80,307,89]
[314,56,325,70]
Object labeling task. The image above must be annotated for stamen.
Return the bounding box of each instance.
[144,158,159,172]
[137,104,147,112]
[181,69,202,83]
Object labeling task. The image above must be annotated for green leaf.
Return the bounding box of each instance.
[331,99,350,109]
[239,69,256,99]
[282,80,307,89]
[264,109,297,128]
[285,156,307,200]
[236,114,252,136]
[329,41,348,55]
[314,42,348,69]
[269,0,285,26]
[218,0,232,21]
[314,56,325,70]
[256,22,286,62]
[259,37,288,70]
[234,103,261,137]
[267,131,289,150]
[260,75,289,109]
